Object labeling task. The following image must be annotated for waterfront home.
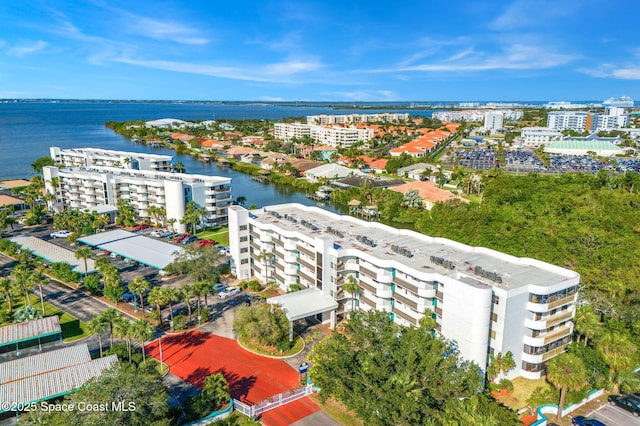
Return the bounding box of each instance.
[390,181,468,209]
[332,175,405,190]
[305,164,365,183]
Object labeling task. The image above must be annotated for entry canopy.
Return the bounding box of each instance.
[267,288,338,321]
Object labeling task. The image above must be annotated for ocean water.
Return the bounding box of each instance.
[1,101,429,211]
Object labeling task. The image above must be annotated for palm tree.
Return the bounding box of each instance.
[486,351,516,383]
[11,265,33,306]
[131,319,154,363]
[235,196,247,206]
[74,246,92,278]
[129,277,150,317]
[162,286,179,327]
[256,250,274,283]
[180,284,194,324]
[596,332,637,385]
[203,372,231,409]
[0,278,16,313]
[147,287,166,325]
[28,271,49,314]
[4,215,16,234]
[173,162,186,173]
[113,318,133,362]
[343,275,360,314]
[192,281,210,319]
[546,353,589,422]
[574,305,601,345]
[87,316,108,357]
[99,308,122,349]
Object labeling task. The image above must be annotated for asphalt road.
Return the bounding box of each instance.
[587,400,640,425]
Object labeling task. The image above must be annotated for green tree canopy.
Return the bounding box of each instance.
[309,310,489,425]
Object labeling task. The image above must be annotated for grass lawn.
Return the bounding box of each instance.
[197,226,229,246]
[0,294,90,342]
[497,376,552,411]
[238,335,304,357]
[308,395,363,426]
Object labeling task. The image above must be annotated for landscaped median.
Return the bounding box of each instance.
[237,334,304,358]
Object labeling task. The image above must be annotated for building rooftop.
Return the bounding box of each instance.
[546,140,623,152]
[62,166,231,185]
[251,204,578,290]
[0,317,61,348]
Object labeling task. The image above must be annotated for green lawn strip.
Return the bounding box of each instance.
[26,294,90,342]
[308,394,363,426]
[196,227,229,246]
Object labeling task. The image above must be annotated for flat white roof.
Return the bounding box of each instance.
[252,204,579,290]
[268,288,338,321]
[0,344,90,383]
[78,230,182,269]
[10,236,96,273]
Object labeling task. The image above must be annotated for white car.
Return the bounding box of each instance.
[218,286,241,299]
[50,230,72,238]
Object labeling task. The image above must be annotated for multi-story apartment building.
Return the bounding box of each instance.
[433,110,523,123]
[43,166,231,232]
[547,109,630,132]
[229,204,579,379]
[483,112,504,132]
[306,113,409,125]
[50,147,173,172]
[274,123,373,147]
[521,127,564,146]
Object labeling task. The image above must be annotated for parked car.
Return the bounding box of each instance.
[218,286,241,299]
[50,230,72,238]
[197,239,216,247]
[212,283,227,293]
[571,416,607,426]
[134,223,150,230]
[608,394,640,416]
[172,233,191,243]
[181,236,199,244]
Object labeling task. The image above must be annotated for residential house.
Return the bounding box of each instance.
[390,181,468,210]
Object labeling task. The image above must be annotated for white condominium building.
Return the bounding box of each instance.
[50,147,173,172]
[306,113,409,125]
[547,110,629,131]
[43,166,231,233]
[433,110,523,123]
[274,123,374,147]
[229,204,580,379]
[521,127,564,146]
[484,112,504,131]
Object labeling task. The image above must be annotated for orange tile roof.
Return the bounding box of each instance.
[369,159,388,169]
[390,181,469,204]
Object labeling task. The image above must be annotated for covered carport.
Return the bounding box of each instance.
[267,288,338,340]
[78,230,183,270]
[0,317,62,355]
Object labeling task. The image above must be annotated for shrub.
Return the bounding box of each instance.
[498,378,514,392]
[288,284,303,293]
[83,274,101,295]
[234,304,289,347]
[276,340,293,352]
[246,280,263,292]
[50,262,81,283]
[173,314,187,330]
[199,308,210,323]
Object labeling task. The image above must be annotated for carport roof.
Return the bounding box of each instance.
[77,229,136,246]
[267,288,338,321]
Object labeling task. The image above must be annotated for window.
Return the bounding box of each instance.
[491,313,498,322]
[240,236,248,242]
[239,225,248,231]
[492,295,499,305]
[240,248,248,253]
[240,259,248,264]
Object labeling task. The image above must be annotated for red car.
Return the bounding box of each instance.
[134,223,150,230]
[172,233,190,243]
[197,239,216,247]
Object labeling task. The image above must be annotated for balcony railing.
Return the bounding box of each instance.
[542,344,569,361]
[296,245,315,258]
[392,307,419,326]
[360,266,376,280]
[393,291,418,310]
[392,276,418,293]
[548,294,575,310]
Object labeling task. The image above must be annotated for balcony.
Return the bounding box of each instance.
[527,294,576,313]
[284,265,297,276]
[393,291,418,310]
[392,276,418,293]
[249,230,259,239]
[435,290,443,300]
[360,266,376,280]
[418,287,436,298]
[283,241,297,251]
[392,306,419,326]
[376,272,393,284]
[296,245,315,258]
[298,257,315,271]
[358,280,376,294]
[543,344,569,361]
[434,307,443,316]
[359,294,376,309]
[259,233,272,243]
[297,270,314,285]
[284,252,297,263]
[545,310,573,328]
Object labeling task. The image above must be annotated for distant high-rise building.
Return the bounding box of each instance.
[484,112,504,131]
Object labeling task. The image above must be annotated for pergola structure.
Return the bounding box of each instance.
[267,288,338,340]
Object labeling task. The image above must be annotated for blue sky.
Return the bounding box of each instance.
[1,0,639,101]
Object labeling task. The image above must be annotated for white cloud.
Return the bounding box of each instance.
[126,16,209,45]
[113,56,324,83]
[489,0,575,31]
[580,48,640,80]
[7,40,49,57]
[366,43,576,74]
[258,96,286,101]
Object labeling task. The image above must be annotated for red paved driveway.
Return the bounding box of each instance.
[145,331,319,424]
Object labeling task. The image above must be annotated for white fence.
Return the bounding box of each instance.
[233,384,316,418]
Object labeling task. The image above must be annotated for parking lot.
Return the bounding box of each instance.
[586,400,640,425]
